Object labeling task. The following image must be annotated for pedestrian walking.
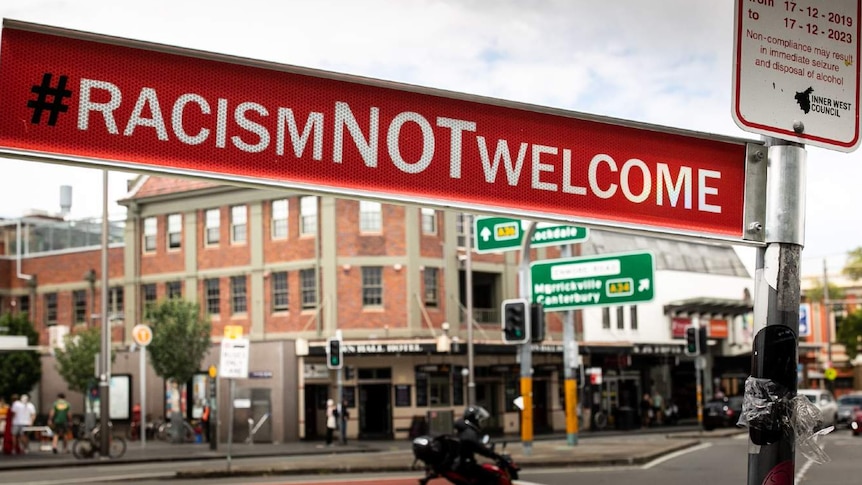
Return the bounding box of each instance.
[1,397,12,455]
[338,399,350,445]
[639,393,653,428]
[11,394,36,454]
[325,399,337,447]
[652,391,664,426]
[49,393,71,453]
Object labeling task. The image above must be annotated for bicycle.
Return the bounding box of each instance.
[154,417,196,443]
[72,422,127,459]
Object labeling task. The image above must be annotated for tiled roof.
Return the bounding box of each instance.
[126,176,221,200]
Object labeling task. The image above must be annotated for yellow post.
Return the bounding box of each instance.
[520,376,533,445]
[565,378,578,440]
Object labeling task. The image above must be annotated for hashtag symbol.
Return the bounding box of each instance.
[27,73,72,126]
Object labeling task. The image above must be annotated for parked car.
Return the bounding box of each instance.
[703,396,744,431]
[851,407,862,436]
[836,393,862,428]
[797,389,838,428]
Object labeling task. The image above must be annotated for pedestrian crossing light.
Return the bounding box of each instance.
[685,326,703,356]
[501,298,530,344]
[327,338,343,370]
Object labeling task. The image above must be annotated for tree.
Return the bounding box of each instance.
[145,299,212,441]
[54,326,110,394]
[843,247,862,280]
[804,282,845,303]
[836,309,862,361]
[0,312,42,400]
[146,299,212,384]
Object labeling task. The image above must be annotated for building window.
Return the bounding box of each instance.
[300,269,317,309]
[421,208,437,235]
[630,306,638,331]
[73,290,87,324]
[359,201,382,233]
[18,295,29,316]
[142,284,157,315]
[271,271,289,312]
[167,214,182,250]
[205,209,220,245]
[456,213,472,247]
[166,281,182,300]
[231,205,247,243]
[361,267,383,307]
[602,307,610,330]
[44,293,57,326]
[271,199,288,239]
[428,372,451,407]
[616,306,625,330]
[109,287,124,319]
[300,196,317,236]
[231,276,247,314]
[143,217,157,252]
[205,278,220,316]
[424,267,439,307]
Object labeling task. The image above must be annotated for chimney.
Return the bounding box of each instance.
[59,185,72,218]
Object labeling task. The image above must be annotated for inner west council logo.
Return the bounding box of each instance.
[794,86,852,118]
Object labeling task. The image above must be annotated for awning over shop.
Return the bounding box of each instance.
[663,297,753,317]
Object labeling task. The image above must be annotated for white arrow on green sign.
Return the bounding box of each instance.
[530,251,655,310]
[474,217,589,253]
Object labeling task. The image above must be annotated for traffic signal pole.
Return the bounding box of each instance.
[747,139,805,485]
[518,222,537,456]
[560,244,579,446]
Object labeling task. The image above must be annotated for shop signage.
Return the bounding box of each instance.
[632,343,685,355]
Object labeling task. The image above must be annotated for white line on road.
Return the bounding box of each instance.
[15,472,175,485]
[641,442,713,469]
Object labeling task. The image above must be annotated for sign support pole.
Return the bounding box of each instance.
[140,346,146,449]
[227,378,235,473]
[560,244,578,446]
[746,139,805,485]
[519,222,537,456]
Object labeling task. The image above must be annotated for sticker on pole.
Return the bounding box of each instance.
[732,0,861,152]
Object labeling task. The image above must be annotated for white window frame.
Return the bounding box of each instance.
[231,205,247,244]
[167,214,182,250]
[271,199,289,239]
[359,201,382,233]
[143,217,157,253]
[205,208,220,245]
[421,208,437,235]
[300,196,317,236]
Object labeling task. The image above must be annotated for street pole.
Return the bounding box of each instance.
[822,259,833,392]
[561,244,578,446]
[693,316,704,430]
[466,217,476,406]
[227,378,235,473]
[519,222,537,456]
[747,139,805,485]
[99,169,110,457]
[140,346,146,449]
[335,329,343,440]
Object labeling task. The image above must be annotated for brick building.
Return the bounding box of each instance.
[1,174,759,442]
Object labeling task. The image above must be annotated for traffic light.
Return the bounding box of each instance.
[501,298,530,344]
[327,338,343,369]
[530,303,545,343]
[685,326,703,356]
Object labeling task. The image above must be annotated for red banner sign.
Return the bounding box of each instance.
[0,21,754,239]
[708,319,729,339]
[671,317,691,339]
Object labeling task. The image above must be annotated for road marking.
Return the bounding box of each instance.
[16,472,175,485]
[641,442,713,469]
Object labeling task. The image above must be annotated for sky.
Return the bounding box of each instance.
[0,0,859,277]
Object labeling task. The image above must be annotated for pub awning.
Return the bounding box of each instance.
[663,297,753,317]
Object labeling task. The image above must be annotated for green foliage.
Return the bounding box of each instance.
[146,299,212,384]
[804,282,845,302]
[0,312,42,400]
[836,309,862,361]
[843,247,862,281]
[54,326,111,394]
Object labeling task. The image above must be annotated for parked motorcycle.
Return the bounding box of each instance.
[412,433,520,485]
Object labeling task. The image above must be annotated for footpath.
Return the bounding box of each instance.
[0,425,744,479]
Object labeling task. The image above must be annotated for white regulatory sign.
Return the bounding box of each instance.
[219,338,250,379]
[732,0,860,152]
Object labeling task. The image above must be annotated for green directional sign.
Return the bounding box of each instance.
[530,251,654,310]
[474,217,588,253]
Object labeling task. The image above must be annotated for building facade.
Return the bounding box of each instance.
[0,175,762,441]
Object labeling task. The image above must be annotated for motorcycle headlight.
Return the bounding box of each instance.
[852,422,858,430]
